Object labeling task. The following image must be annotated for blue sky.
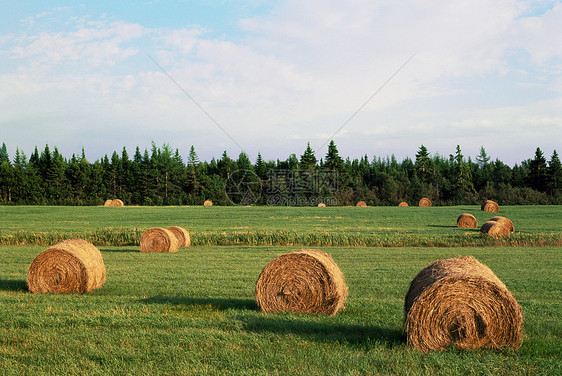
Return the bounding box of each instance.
[1,0,561,166]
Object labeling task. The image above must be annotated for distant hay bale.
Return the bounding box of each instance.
[480,221,510,238]
[104,199,113,206]
[457,213,478,228]
[356,201,367,207]
[398,201,409,207]
[203,200,213,206]
[489,216,514,233]
[27,238,106,294]
[166,226,191,247]
[481,200,499,212]
[140,228,178,253]
[255,249,348,316]
[418,198,432,207]
[318,203,326,207]
[404,256,523,352]
[109,199,124,207]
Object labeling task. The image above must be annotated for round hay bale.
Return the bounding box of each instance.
[418,198,432,207]
[27,238,106,294]
[481,200,499,212]
[318,203,326,207]
[356,201,367,207]
[489,216,514,233]
[480,221,510,238]
[109,199,124,207]
[398,201,409,207]
[255,249,348,316]
[203,200,213,206]
[404,256,523,352]
[166,226,191,247]
[104,199,113,206]
[140,227,178,253]
[457,213,478,228]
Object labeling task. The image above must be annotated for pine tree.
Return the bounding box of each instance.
[324,140,344,172]
[452,145,477,202]
[548,150,562,195]
[300,142,317,170]
[528,147,548,192]
[414,145,433,184]
[0,143,9,164]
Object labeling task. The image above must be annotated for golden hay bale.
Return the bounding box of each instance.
[480,221,510,238]
[255,249,348,316]
[27,238,106,294]
[418,198,432,207]
[356,201,367,207]
[457,213,478,228]
[404,256,523,352]
[140,228,178,253]
[203,200,213,206]
[104,199,113,206]
[109,199,124,207]
[481,200,499,212]
[489,216,514,233]
[398,201,409,207]
[166,226,191,247]
[318,203,326,207]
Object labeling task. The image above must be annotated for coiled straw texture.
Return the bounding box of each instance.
[27,238,106,294]
[140,228,178,253]
[255,249,348,316]
[404,256,523,352]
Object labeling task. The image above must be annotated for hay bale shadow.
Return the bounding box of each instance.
[0,279,27,292]
[140,296,257,311]
[241,316,404,347]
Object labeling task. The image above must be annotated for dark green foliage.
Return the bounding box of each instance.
[0,141,560,205]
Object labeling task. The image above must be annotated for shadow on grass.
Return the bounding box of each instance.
[100,248,139,253]
[240,315,405,347]
[0,279,27,292]
[140,295,258,310]
[141,295,404,347]
[427,225,457,229]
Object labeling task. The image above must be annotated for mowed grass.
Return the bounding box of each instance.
[1,245,561,375]
[0,205,561,247]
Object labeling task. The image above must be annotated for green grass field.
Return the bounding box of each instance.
[1,205,561,247]
[1,206,561,375]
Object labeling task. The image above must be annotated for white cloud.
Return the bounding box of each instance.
[1,1,561,165]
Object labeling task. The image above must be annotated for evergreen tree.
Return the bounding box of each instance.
[0,143,9,164]
[548,150,562,195]
[300,142,317,170]
[414,145,433,184]
[323,140,344,172]
[528,147,548,192]
[255,152,267,179]
[451,145,477,202]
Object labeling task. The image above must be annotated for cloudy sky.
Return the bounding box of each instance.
[1,0,561,166]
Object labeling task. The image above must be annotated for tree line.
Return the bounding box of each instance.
[0,141,560,206]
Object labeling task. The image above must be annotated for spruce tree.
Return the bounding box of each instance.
[300,142,317,170]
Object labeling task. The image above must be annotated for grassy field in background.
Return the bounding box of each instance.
[0,205,561,247]
[1,245,561,375]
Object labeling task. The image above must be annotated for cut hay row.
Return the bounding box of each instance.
[255,249,348,316]
[2,229,561,247]
[27,238,106,294]
[404,256,523,352]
